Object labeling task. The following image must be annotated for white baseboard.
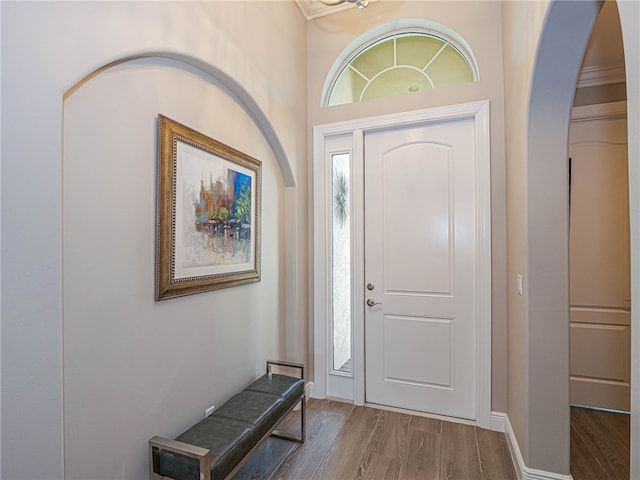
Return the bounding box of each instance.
[504,416,573,480]
[306,381,316,399]
[491,411,507,432]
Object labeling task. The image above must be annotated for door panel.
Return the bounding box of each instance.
[570,142,630,308]
[384,315,453,387]
[382,143,453,295]
[569,110,630,411]
[364,118,477,420]
[570,323,630,381]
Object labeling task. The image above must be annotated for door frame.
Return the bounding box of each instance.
[311,100,492,428]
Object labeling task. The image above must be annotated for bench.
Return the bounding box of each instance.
[149,360,305,480]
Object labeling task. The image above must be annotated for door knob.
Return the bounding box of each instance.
[366,298,382,307]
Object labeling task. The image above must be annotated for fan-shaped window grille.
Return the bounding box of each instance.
[326,32,477,107]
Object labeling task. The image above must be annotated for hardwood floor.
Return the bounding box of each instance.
[570,406,630,480]
[233,401,631,480]
[234,399,517,480]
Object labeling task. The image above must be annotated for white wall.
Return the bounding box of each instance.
[1,2,307,479]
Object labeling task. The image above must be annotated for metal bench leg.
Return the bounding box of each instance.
[271,395,305,443]
[300,394,306,443]
[149,436,211,480]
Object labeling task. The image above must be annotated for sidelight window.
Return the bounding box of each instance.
[331,153,352,373]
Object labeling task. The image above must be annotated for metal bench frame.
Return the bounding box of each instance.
[149,360,305,480]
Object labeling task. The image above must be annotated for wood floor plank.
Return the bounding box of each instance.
[367,410,412,461]
[571,407,629,480]
[608,412,631,450]
[588,408,630,451]
[355,453,400,480]
[474,427,517,480]
[310,405,382,480]
[409,415,442,434]
[439,421,482,480]
[397,429,441,480]
[270,400,355,480]
[570,424,608,480]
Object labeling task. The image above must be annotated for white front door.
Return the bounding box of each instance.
[364,118,479,420]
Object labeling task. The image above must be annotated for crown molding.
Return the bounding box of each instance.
[577,64,626,88]
[571,100,627,122]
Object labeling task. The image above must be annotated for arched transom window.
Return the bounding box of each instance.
[326,30,478,107]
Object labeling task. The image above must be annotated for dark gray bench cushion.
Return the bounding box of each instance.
[245,373,305,400]
[155,416,251,480]
[212,390,284,427]
[211,390,286,453]
[152,373,304,480]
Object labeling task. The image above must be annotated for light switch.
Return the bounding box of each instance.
[517,274,523,296]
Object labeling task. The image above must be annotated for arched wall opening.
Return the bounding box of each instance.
[525,0,637,476]
[61,55,291,478]
[65,53,296,188]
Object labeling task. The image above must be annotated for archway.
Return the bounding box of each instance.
[527,0,637,476]
[65,53,296,188]
[61,54,294,478]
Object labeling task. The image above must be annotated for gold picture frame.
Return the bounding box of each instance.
[156,115,261,300]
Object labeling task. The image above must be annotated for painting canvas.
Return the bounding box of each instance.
[156,115,261,300]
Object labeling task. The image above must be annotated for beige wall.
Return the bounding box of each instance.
[501,0,549,465]
[63,59,286,479]
[574,3,626,106]
[307,0,508,413]
[1,2,306,478]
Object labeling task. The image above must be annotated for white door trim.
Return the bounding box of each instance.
[312,100,492,428]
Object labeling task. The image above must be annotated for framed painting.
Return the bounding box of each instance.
[156,114,261,300]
